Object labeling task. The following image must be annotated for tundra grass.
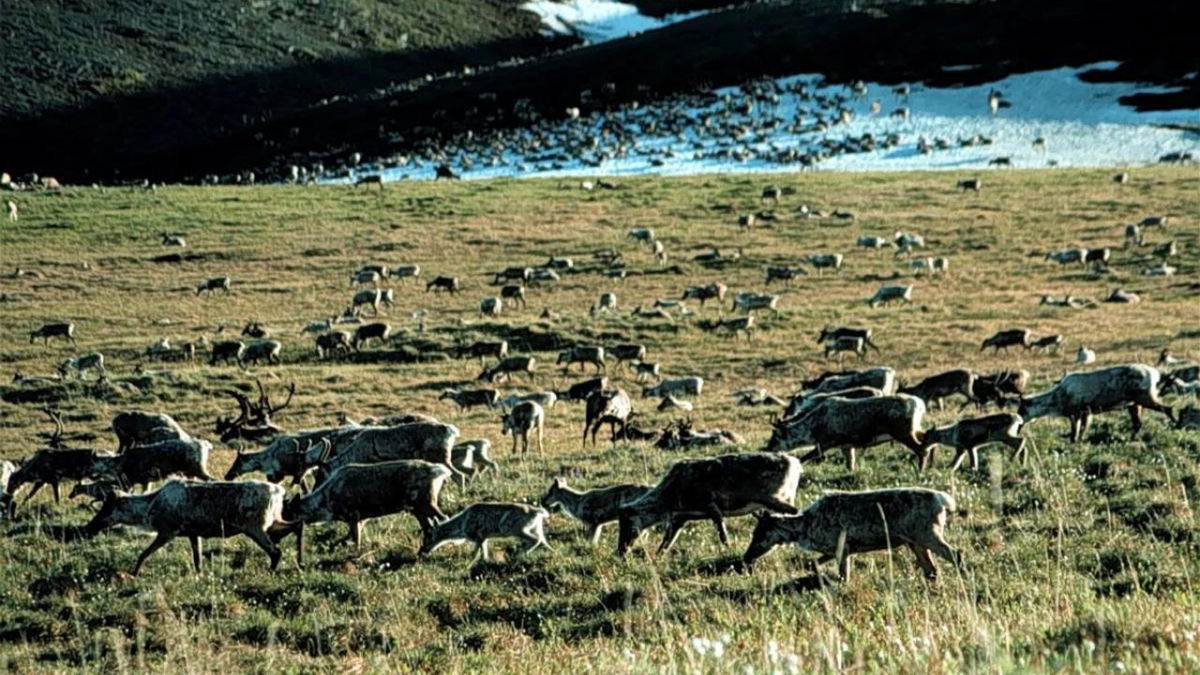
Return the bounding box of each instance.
[0,168,1198,673]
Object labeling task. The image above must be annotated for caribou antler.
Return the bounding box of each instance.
[226,390,252,426]
[41,407,65,448]
[216,382,292,444]
[261,381,295,417]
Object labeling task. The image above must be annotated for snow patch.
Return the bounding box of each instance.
[339,63,1199,182]
[523,0,704,43]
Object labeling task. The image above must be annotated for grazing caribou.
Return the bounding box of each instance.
[582,388,633,447]
[617,453,802,555]
[767,394,926,471]
[743,489,962,582]
[1019,364,1174,441]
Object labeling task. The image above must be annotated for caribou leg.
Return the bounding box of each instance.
[132,532,173,576]
[1142,399,1176,424]
[797,447,825,464]
[189,536,203,571]
[21,482,46,506]
[1128,404,1143,440]
[1079,410,1093,440]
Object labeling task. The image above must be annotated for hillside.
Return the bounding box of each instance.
[0,0,1193,182]
[0,0,563,178]
[1,0,556,117]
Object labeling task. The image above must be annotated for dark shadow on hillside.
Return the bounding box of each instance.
[0,34,575,182]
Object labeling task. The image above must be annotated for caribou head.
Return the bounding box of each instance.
[215,380,294,444]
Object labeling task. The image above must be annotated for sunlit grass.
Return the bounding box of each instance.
[0,168,1197,671]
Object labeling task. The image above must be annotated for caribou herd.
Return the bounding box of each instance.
[2,179,1196,588]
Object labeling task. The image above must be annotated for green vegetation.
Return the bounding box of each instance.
[0,0,543,120]
[0,168,1198,672]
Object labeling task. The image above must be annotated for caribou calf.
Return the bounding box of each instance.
[541,478,650,544]
[681,282,727,307]
[241,339,282,366]
[1030,334,1063,353]
[732,292,781,316]
[765,265,806,285]
[111,411,189,452]
[501,401,545,454]
[500,285,527,309]
[451,440,499,480]
[922,413,1025,471]
[419,502,551,562]
[968,369,1030,409]
[697,316,754,340]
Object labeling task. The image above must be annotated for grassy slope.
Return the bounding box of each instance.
[0,168,1198,671]
[0,0,540,119]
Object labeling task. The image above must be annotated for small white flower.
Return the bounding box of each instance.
[711,642,725,659]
